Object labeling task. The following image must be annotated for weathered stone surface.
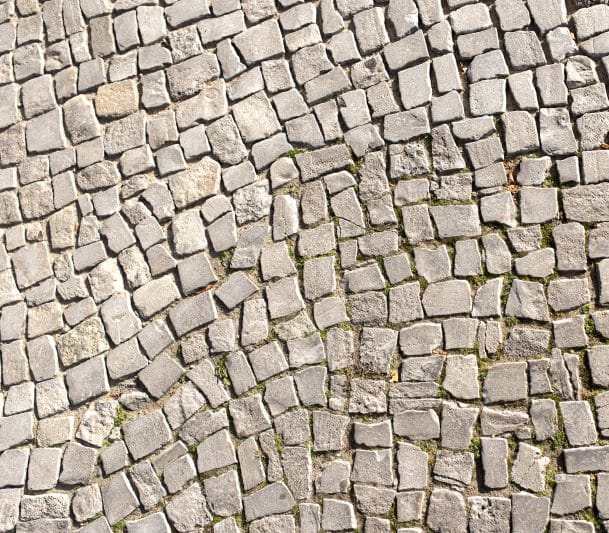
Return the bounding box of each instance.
[166,482,211,532]
[122,411,172,460]
[466,497,510,533]
[101,472,139,525]
[512,443,549,493]
[483,362,528,403]
[65,356,110,405]
[168,157,220,208]
[427,488,467,533]
[243,482,295,521]
[561,401,597,446]
[76,400,117,447]
[133,276,180,319]
[512,492,550,533]
[443,354,479,400]
[422,280,472,317]
[551,474,591,515]
[7,2,609,528]
[505,280,549,322]
[57,317,109,367]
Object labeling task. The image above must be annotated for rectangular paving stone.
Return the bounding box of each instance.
[64,355,109,405]
[168,291,218,337]
[132,275,180,319]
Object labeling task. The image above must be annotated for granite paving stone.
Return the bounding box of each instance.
[4,2,609,531]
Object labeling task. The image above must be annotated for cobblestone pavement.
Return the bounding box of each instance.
[6,0,609,531]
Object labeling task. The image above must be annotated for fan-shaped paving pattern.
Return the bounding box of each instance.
[4,0,609,531]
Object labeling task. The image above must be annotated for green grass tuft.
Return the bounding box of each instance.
[113,406,127,428]
[112,521,126,533]
[283,148,306,160]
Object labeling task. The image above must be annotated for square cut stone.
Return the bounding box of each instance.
[65,356,110,405]
[249,341,289,382]
[197,429,237,473]
[138,353,184,399]
[95,79,138,118]
[589,346,609,388]
[232,91,281,143]
[233,20,284,65]
[168,156,221,208]
[25,108,67,153]
[265,277,305,319]
[483,362,528,403]
[123,411,172,460]
[57,317,109,367]
[12,243,53,289]
[228,395,272,438]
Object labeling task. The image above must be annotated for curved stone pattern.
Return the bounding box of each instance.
[3,0,609,531]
